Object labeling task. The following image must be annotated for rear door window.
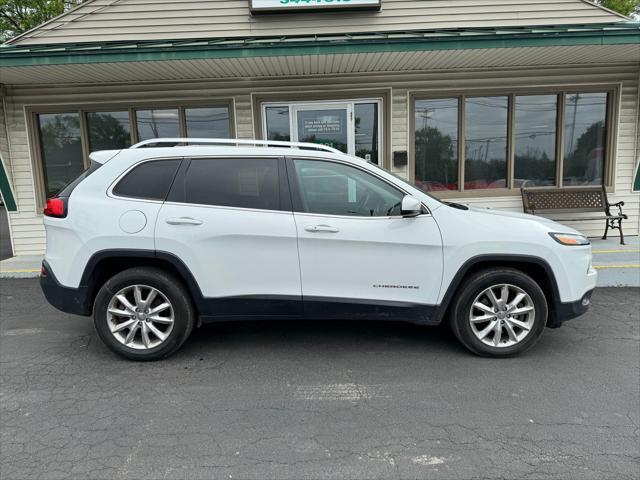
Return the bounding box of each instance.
[113,159,181,201]
[178,158,281,211]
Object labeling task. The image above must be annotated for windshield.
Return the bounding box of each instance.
[366,161,443,204]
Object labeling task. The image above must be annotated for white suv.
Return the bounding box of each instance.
[40,139,597,360]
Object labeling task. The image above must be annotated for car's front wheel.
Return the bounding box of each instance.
[450,268,547,357]
[93,267,195,361]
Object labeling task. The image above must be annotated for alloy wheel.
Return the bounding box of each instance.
[469,283,535,348]
[106,284,174,350]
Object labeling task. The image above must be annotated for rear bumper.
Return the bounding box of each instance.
[40,260,92,316]
[547,289,594,328]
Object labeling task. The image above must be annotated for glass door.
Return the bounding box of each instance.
[291,103,354,155]
[263,100,382,165]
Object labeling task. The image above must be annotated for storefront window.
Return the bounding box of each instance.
[185,107,230,138]
[87,111,131,151]
[265,106,291,141]
[514,95,557,187]
[135,108,180,141]
[354,103,379,164]
[37,113,84,197]
[414,98,458,191]
[563,92,607,186]
[464,96,508,190]
[412,90,610,193]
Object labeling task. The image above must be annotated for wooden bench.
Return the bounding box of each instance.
[521,187,627,244]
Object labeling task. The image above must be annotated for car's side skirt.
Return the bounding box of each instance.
[199,295,438,325]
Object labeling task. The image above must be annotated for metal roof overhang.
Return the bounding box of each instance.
[1,23,639,85]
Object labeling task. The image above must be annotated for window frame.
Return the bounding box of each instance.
[409,85,619,198]
[285,156,420,219]
[27,99,235,210]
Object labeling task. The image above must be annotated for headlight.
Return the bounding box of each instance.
[549,232,590,246]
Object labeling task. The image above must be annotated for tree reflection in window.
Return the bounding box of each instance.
[514,95,557,187]
[87,111,131,151]
[564,93,607,186]
[414,99,458,191]
[37,113,84,197]
[464,96,508,190]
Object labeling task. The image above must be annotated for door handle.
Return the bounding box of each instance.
[165,217,203,226]
[304,224,339,233]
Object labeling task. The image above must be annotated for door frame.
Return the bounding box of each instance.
[261,98,384,165]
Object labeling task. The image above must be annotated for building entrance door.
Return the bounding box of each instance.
[262,99,382,165]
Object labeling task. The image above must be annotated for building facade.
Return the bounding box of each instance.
[0,0,639,256]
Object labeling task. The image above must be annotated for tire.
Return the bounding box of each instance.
[93,267,195,361]
[449,268,547,357]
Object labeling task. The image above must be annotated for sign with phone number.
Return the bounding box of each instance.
[250,0,381,13]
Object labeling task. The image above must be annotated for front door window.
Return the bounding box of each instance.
[292,159,403,217]
[263,100,382,164]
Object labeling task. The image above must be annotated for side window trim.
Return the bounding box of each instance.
[165,158,191,204]
[109,157,184,203]
[285,156,420,218]
[166,156,292,213]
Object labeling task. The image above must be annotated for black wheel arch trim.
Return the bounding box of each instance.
[78,248,207,313]
[433,254,565,327]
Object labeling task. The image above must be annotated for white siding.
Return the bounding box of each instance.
[0,98,14,183]
[3,63,639,255]
[10,0,627,45]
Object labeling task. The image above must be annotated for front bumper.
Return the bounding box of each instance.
[40,260,92,316]
[547,289,594,328]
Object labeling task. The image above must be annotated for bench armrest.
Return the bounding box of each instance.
[607,200,625,217]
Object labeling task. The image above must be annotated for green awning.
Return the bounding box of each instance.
[1,23,639,67]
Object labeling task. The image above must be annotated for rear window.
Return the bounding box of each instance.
[113,159,181,201]
[57,160,102,198]
[180,158,280,211]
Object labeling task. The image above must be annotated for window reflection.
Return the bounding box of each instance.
[185,107,230,138]
[355,103,379,164]
[514,95,557,187]
[87,111,131,151]
[414,98,458,191]
[464,96,508,189]
[136,109,180,141]
[265,106,291,141]
[563,92,607,186]
[37,113,84,197]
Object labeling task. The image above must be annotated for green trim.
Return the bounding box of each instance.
[0,155,17,212]
[1,23,639,68]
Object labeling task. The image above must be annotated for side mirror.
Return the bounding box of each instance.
[401,195,422,217]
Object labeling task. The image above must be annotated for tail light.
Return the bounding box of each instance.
[44,197,67,218]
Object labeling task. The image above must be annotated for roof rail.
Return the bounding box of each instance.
[129,138,343,154]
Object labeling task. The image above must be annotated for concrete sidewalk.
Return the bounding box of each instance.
[1,236,638,286]
[590,235,640,287]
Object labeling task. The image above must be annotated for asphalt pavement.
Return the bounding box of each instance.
[1,279,639,480]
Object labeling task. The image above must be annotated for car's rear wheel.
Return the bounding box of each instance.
[93,267,194,361]
[450,268,547,357]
